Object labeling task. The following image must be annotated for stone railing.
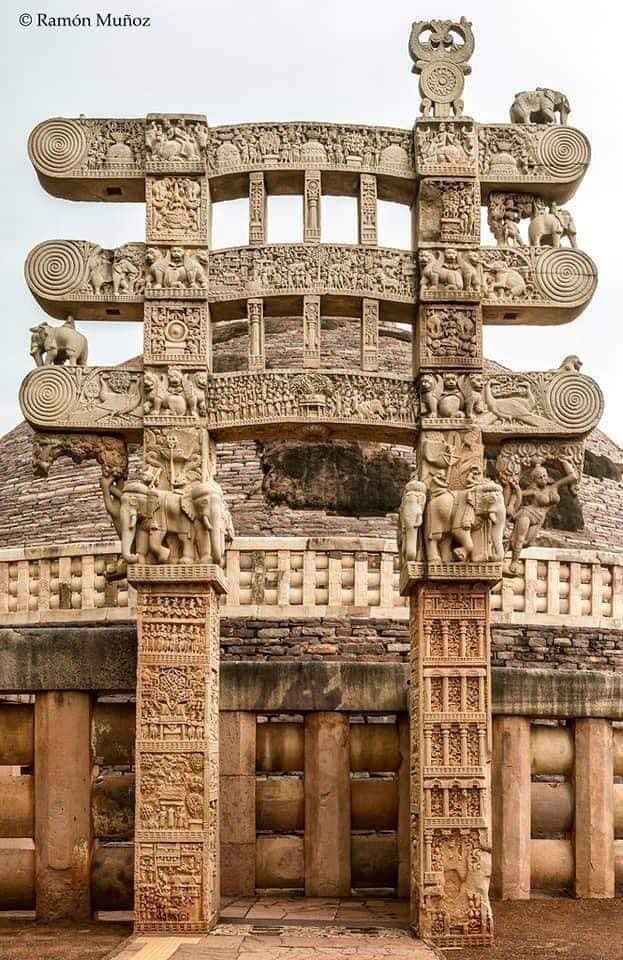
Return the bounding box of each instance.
[0,537,621,628]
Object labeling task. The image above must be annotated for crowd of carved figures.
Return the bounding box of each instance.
[488,192,577,249]
[205,122,414,173]
[205,372,418,426]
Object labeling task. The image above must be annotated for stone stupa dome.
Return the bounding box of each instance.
[0,316,621,553]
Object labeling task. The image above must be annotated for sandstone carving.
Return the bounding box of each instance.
[30,316,88,366]
[510,88,570,125]
[409,18,475,118]
[20,14,602,948]
[32,431,128,481]
[143,367,207,418]
[397,473,427,564]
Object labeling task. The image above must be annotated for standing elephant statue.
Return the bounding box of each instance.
[104,465,195,564]
[509,88,570,124]
[30,316,88,367]
[397,474,427,565]
[424,469,506,564]
[182,479,235,567]
[528,201,577,248]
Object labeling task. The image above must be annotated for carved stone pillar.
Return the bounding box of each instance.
[304,170,321,243]
[360,298,379,372]
[303,295,321,368]
[359,173,377,246]
[249,172,266,246]
[131,566,226,932]
[134,113,227,934]
[247,298,265,372]
[404,580,493,946]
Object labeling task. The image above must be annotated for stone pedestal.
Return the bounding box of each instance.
[404,577,493,947]
[130,564,227,933]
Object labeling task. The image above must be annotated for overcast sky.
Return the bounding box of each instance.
[1,0,621,445]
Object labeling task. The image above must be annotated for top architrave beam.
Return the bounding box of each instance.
[28,117,590,205]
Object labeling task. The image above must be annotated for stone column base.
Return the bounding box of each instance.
[129,564,227,933]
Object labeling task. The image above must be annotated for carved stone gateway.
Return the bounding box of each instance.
[19,15,601,949]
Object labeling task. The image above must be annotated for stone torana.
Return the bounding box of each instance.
[19,16,601,948]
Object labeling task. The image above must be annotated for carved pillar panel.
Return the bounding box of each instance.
[132,568,226,933]
[249,172,266,246]
[303,295,321,369]
[133,114,227,935]
[247,298,265,372]
[408,582,493,946]
[360,298,379,372]
[359,173,378,246]
[304,170,321,244]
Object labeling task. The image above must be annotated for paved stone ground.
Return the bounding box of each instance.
[108,898,434,960]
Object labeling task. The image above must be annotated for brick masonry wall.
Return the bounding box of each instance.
[219,617,623,671]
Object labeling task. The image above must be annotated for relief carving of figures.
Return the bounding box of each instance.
[398,473,427,564]
[139,665,205,740]
[204,370,418,429]
[32,431,128,481]
[20,366,143,431]
[209,244,415,301]
[416,120,475,168]
[139,754,204,831]
[30,316,88,367]
[146,246,209,291]
[422,829,492,942]
[143,367,207,418]
[147,177,205,240]
[420,248,484,295]
[84,243,144,297]
[145,118,208,163]
[418,180,480,244]
[419,306,481,368]
[495,442,582,573]
[419,431,505,565]
[205,122,413,175]
[478,127,538,177]
[510,88,570,125]
[82,118,145,170]
[136,842,204,925]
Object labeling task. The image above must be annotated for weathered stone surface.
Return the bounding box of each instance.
[304,713,351,896]
[255,835,304,889]
[492,717,530,899]
[0,848,35,910]
[256,776,304,832]
[351,833,398,888]
[574,718,614,898]
[0,775,34,838]
[0,703,33,765]
[91,842,134,910]
[92,774,134,840]
[34,691,92,921]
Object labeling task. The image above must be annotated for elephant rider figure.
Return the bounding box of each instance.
[508,463,577,573]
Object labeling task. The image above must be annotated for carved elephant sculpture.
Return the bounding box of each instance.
[528,207,577,248]
[397,477,427,564]
[509,88,570,125]
[425,482,506,564]
[117,485,195,564]
[30,318,88,367]
[181,480,234,567]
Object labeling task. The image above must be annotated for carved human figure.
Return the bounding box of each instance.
[397,474,427,564]
[29,316,88,367]
[508,463,577,572]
